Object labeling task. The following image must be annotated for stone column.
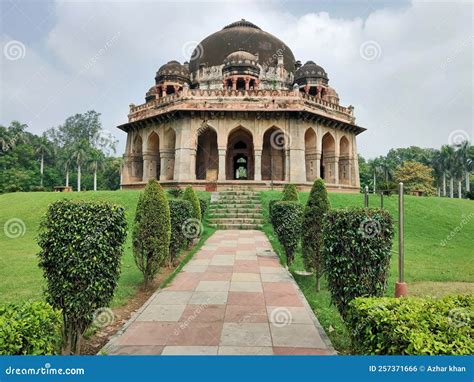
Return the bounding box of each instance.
[143,154,152,182]
[232,78,237,91]
[285,149,290,182]
[315,152,321,179]
[334,156,340,186]
[218,148,226,181]
[254,149,262,181]
[289,148,306,183]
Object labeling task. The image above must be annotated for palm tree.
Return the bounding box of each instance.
[58,150,72,187]
[35,133,52,187]
[452,148,465,199]
[89,149,105,191]
[431,150,444,197]
[440,145,454,197]
[457,141,472,193]
[71,142,88,192]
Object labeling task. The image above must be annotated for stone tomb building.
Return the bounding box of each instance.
[119,20,365,191]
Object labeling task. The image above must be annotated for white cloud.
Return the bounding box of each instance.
[1,0,472,158]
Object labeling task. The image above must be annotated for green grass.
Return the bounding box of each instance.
[260,191,474,353]
[0,190,211,307]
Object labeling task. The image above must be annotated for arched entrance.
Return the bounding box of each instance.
[262,127,286,181]
[321,132,336,183]
[339,136,350,185]
[304,128,317,181]
[145,132,160,180]
[226,127,254,180]
[196,127,218,180]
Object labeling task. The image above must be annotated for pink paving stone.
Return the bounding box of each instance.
[207,265,234,273]
[117,322,176,346]
[194,252,215,259]
[168,322,223,346]
[167,273,202,291]
[263,282,298,294]
[109,345,164,355]
[264,291,304,307]
[224,305,268,323]
[227,292,266,306]
[258,258,281,267]
[201,272,233,281]
[234,260,260,273]
[273,347,333,355]
[179,304,226,323]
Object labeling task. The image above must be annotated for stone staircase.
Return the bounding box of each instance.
[208,190,264,230]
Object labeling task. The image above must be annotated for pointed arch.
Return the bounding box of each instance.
[195,125,218,180]
[321,132,336,183]
[131,134,143,181]
[261,126,286,181]
[304,127,317,181]
[226,126,254,180]
[339,135,351,185]
[145,131,160,180]
[162,126,176,180]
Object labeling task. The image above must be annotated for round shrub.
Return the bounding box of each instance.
[0,301,62,355]
[169,199,194,265]
[323,208,394,319]
[37,199,127,354]
[271,201,303,265]
[348,295,474,355]
[301,178,330,291]
[133,180,171,288]
[183,186,201,222]
[167,188,183,198]
[282,183,299,202]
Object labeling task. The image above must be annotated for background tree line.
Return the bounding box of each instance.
[0,111,122,193]
[358,143,473,198]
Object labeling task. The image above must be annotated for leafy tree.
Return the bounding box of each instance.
[301,179,330,291]
[394,161,436,196]
[132,180,171,288]
[272,201,303,265]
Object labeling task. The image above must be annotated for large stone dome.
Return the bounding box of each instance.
[189,19,296,73]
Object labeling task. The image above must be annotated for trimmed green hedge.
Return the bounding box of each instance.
[133,180,171,288]
[348,295,474,355]
[169,199,194,264]
[199,198,209,220]
[323,208,394,319]
[183,186,201,222]
[271,201,303,265]
[0,301,62,355]
[38,199,127,354]
[282,183,299,202]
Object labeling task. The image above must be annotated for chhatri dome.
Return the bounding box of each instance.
[118,19,364,192]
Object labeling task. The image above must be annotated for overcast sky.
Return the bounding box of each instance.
[1,0,472,158]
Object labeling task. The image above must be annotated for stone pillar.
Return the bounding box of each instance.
[142,154,151,182]
[254,149,262,181]
[232,78,237,91]
[334,156,340,186]
[316,152,321,179]
[245,78,250,90]
[289,148,306,183]
[285,149,290,182]
[218,148,226,180]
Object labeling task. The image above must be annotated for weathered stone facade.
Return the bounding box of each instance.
[119,20,365,191]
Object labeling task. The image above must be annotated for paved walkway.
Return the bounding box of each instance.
[104,230,335,355]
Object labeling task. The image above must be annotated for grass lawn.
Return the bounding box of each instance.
[0,190,211,307]
[260,191,474,353]
[1,189,473,353]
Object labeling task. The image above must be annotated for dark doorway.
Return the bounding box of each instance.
[233,154,248,180]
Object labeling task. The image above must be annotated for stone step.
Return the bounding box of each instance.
[208,223,262,230]
[209,212,264,219]
[209,207,263,214]
[217,197,261,202]
[208,218,265,224]
[210,203,261,209]
[219,191,259,195]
